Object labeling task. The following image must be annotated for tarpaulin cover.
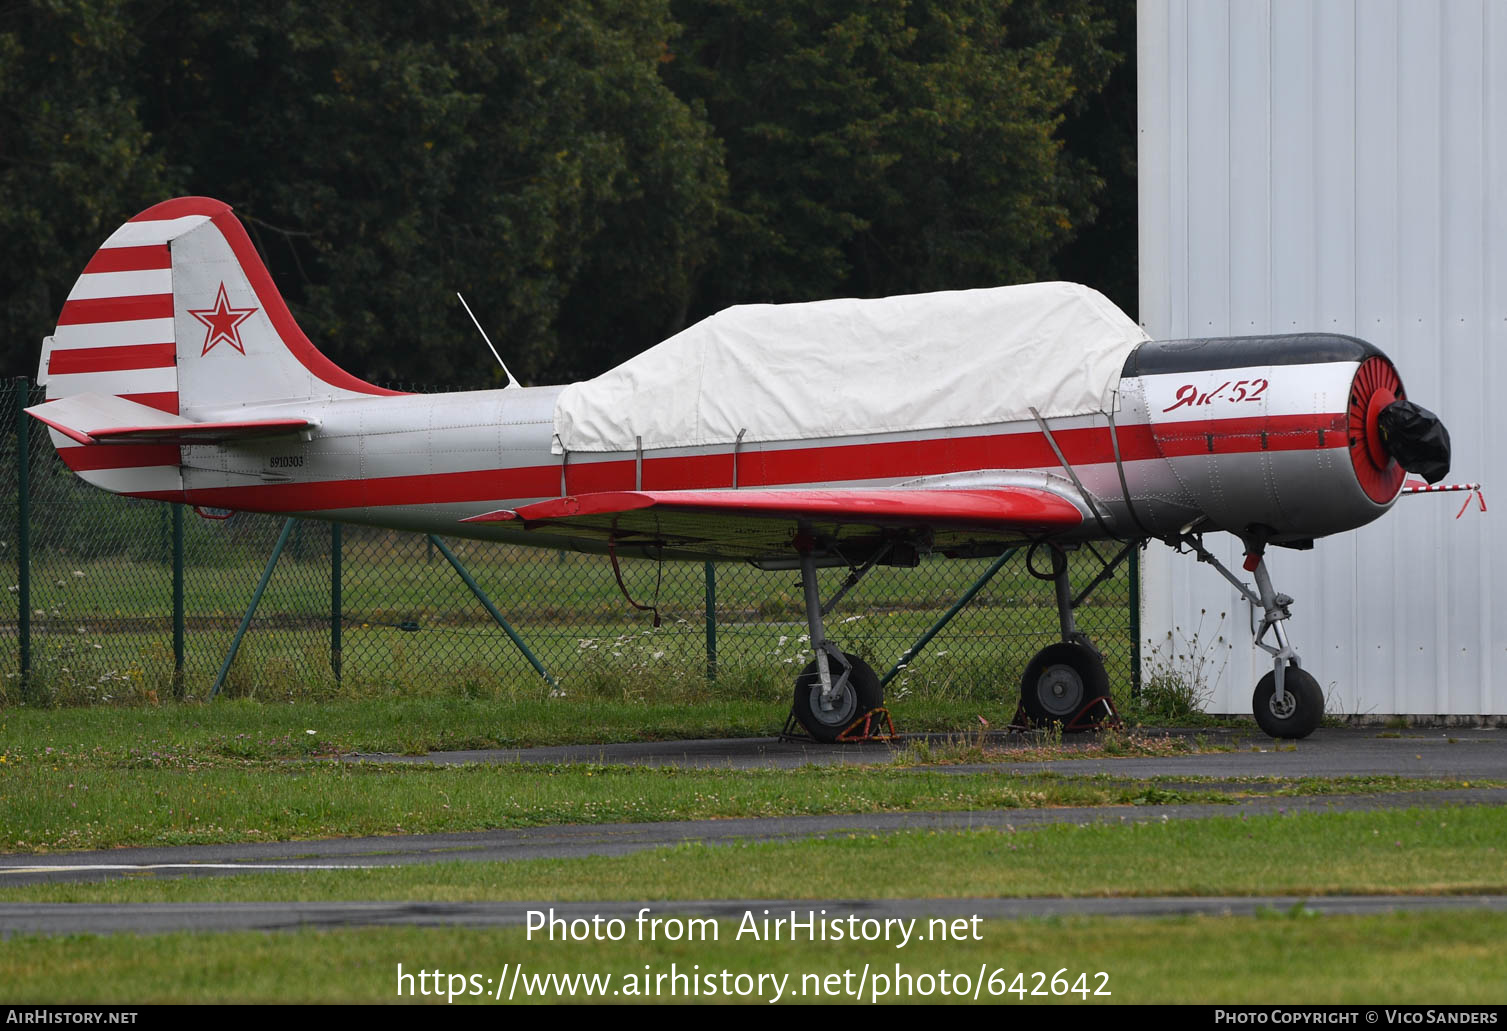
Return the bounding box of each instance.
[1378,400,1452,484]
[553,282,1147,453]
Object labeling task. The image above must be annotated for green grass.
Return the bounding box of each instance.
[0,760,1258,852]
[6,606,1132,710]
[0,696,1484,853]
[0,696,1007,763]
[0,696,796,760]
[6,807,1505,904]
[3,910,1504,1003]
[0,695,1236,765]
[0,740,1488,852]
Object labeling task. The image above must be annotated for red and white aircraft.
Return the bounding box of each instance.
[30,198,1461,740]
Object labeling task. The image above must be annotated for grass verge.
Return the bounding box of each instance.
[3,807,1504,904]
[4,729,1491,852]
[2,910,1503,1003]
[0,761,1247,852]
[0,695,1240,771]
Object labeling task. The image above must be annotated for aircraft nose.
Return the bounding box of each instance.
[1377,399,1452,484]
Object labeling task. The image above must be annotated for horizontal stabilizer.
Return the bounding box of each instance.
[26,392,313,446]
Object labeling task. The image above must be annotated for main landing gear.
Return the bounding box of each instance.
[1015,543,1121,731]
[788,540,892,742]
[1179,534,1324,739]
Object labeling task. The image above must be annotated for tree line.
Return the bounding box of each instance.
[0,0,1135,386]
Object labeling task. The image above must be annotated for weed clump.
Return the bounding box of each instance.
[1130,611,1227,725]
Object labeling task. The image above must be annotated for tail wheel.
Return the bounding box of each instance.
[1252,666,1324,739]
[1019,641,1110,730]
[793,652,883,743]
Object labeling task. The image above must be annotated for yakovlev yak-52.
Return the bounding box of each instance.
[29,198,1464,740]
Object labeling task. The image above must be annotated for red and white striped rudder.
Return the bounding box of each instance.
[35,197,397,498]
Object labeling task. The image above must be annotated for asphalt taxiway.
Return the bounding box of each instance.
[2,787,1502,888]
[346,725,1506,779]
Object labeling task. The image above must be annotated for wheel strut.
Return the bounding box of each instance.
[1173,532,1323,737]
[798,545,850,715]
[1027,541,1097,652]
[1176,533,1302,705]
[1246,546,1301,704]
[789,531,889,742]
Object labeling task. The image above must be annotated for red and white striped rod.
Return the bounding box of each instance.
[1401,480,1486,519]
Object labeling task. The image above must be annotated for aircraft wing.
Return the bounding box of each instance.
[462,487,1084,562]
[26,392,313,446]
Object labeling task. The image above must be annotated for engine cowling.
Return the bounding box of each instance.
[1125,334,1449,544]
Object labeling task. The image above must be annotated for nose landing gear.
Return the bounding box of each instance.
[1253,665,1323,738]
[1179,534,1325,739]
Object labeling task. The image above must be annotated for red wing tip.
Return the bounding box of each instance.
[511,493,658,521]
[461,509,520,524]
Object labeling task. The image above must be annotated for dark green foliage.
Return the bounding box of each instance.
[666,0,1126,312]
[0,0,172,379]
[1,0,1133,385]
[1049,0,1137,317]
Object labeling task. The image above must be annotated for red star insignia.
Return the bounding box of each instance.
[188,282,258,356]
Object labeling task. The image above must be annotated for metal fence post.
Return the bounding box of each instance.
[880,548,1016,687]
[1128,544,1142,699]
[172,504,185,698]
[14,377,30,685]
[211,517,297,698]
[427,534,557,689]
[331,521,342,681]
[704,560,717,682]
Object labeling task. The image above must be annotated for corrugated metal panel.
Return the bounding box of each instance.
[1138,0,1504,716]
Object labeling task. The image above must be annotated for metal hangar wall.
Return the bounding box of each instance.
[1136,0,1505,716]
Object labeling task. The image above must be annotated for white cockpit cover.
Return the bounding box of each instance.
[553,281,1147,453]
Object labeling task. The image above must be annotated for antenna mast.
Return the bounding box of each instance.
[456,292,519,388]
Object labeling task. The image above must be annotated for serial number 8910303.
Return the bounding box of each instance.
[995,970,1110,999]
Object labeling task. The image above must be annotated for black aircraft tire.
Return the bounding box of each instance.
[793,652,883,743]
[1019,641,1110,730]
[1252,666,1324,740]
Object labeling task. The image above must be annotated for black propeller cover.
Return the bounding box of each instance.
[1377,400,1451,484]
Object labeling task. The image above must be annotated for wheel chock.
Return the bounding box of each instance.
[780,706,899,744]
[1007,692,1123,735]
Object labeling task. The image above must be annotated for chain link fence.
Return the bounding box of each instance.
[2,378,1138,710]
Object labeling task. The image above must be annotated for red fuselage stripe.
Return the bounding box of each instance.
[122,412,1350,510]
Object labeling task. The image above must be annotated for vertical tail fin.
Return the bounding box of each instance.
[36,196,398,497]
